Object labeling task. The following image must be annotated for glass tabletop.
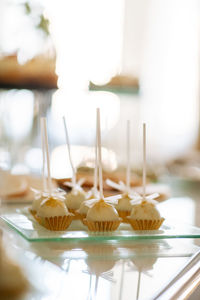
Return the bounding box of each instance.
[2,207,200,242]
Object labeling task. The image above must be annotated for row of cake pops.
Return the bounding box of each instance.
[30,108,164,231]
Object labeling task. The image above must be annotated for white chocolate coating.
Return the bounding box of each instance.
[130,202,161,220]
[37,197,69,218]
[31,196,45,212]
[65,189,86,210]
[77,201,90,215]
[31,189,65,212]
[115,194,133,211]
[87,199,120,221]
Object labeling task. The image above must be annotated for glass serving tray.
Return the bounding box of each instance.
[1,208,200,242]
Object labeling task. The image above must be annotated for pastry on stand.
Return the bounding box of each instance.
[62,117,86,218]
[30,118,48,216]
[34,117,73,231]
[30,118,67,226]
[76,200,90,224]
[129,198,164,230]
[106,120,139,222]
[128,124,165,230]
[76,113,100,223]
[86,198,121,232]
[84,108,121,232]
[37,196,73,231]
[64,182,86,218]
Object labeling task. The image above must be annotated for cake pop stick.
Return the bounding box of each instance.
[97,108,104,199]
[63,116,76,187]
[126,120,131,191]
[94,116,98,193]
[105,120,131,194]
[42,117,52,196]
[106,120,135,195]
[85,123,99,200]
[40,118,47,193]
[142,123,146,199]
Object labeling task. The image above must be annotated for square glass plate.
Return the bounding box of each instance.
[1,208,200,242]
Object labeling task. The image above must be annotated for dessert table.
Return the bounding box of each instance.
[1,176,200,300]
[0,89,200,299]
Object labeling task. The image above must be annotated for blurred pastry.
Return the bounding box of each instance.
[0,54,57,89]
[0,171,28,198]
[0,231,28,298]
[89,74,139,93]
[132,183,171,202]
[1,174,58,203]
[65,186,87,219]
[76,201,90,224]
[128,199,164,231]
[37,196,73,231]
[57,169,142,194]
[115,193,134,223]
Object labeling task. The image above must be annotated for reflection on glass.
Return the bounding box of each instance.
[0,89,34,171]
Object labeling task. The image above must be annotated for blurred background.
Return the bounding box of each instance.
[0,0,200,181]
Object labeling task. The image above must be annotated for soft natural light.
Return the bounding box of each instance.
[46,0,124,89]
[0,89,34,141]
[0,0,49,63]
[51,145,117,179]
[51,90,120,130]
[50,90,120,149]
[140,0,200,162]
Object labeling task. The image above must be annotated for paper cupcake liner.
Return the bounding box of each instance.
[85,220,121,232]
[128,218,165,230]
[29,209,42,225]
[68,208,81,220]
[75,212,87,224]
[117,210,131,223]
[29,208,36,216]
[34,214,42,225]
[82,216,87,226]
[42,215,73,231]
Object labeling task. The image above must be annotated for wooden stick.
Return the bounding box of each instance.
[97,108,104,199]
[63,116,76,187]
[40,118,47,192]
[42,117,52,196]
[143,123,146,199]
[126,120,131,191]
